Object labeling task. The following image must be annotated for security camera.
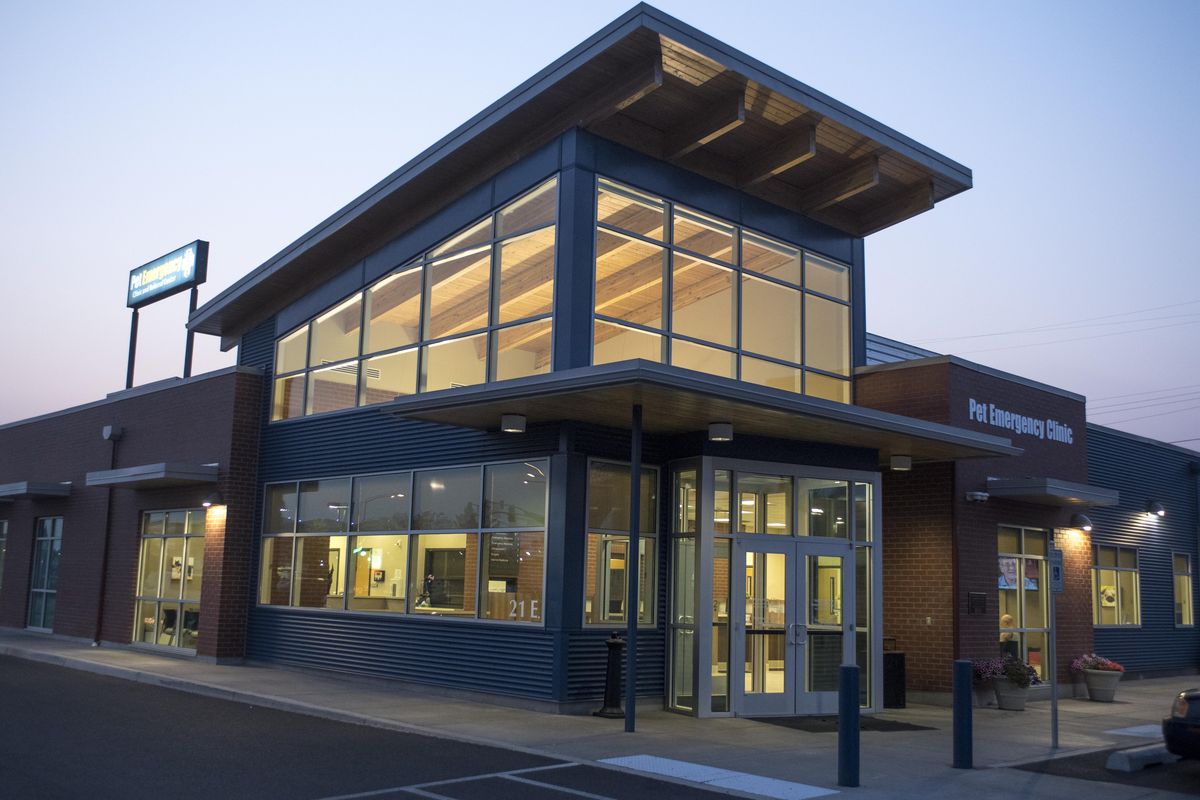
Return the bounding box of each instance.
[964,491,989,503]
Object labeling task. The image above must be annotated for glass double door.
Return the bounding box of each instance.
[733,538,855,716]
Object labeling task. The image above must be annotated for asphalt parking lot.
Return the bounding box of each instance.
[1013,744,1200,796]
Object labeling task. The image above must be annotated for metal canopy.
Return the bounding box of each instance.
[85,463,219,490]
[986,477,1119,507]
[382,361,1018,465]
[0,481,72,499]
[189,3,971,345]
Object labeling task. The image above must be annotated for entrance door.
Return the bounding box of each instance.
[732,538,855,716]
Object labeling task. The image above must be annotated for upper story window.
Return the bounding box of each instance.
[592,178,852,402]
[272,177,558,421]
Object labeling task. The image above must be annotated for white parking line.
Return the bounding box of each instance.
[600,755,839,800]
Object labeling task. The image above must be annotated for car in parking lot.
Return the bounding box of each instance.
[1163,687,1200,759]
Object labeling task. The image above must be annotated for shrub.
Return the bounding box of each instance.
[1071,653,1125,673]
[972,657,1005,686]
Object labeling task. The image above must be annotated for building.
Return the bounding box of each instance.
[0,4,1195,716]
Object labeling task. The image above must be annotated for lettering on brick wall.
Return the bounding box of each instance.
[967,398,1073,444]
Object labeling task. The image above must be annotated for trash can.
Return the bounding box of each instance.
[883,651,906,708]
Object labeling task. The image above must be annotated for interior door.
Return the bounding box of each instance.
[796,539,857,714]
[733,540,795,716]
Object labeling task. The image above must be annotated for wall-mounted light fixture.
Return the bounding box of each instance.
[964,491,989,503]
[202,492,223,508]
[1070,512,1093,532]
[500,414,527,434]
[708,422,733,442]
[890,455,912,472]
[1146,501,1166,518]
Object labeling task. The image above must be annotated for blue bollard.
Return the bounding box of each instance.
[838,664,860,787]
[953,659,973,769]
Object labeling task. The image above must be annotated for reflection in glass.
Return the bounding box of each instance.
[798,480,848,537]
[297,479,352,533]
[265,484,298,534]
[483,461,548,528]
[413,467,481,530]
[586,462,657,533]
[352,473,411,532]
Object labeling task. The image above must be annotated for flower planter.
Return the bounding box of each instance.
[993,677,1028,711]
[1083,668,1122,702]
[973,685,997,708]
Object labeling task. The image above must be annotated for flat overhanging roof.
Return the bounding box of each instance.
[0,481,72,499]
[190,3,971,345]
[85,463,219,490]
[382,361,1019,465]
[986,477,1119,507]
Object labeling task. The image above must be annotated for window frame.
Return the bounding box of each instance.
[133,508,206,651]
[258,458,550,628]
[997,525,1050,675]
[1091,543,1141,628]
[1173,551,1194,628]
[27,516,63,631]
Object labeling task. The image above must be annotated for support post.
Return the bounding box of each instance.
[838,664,860,787]
[182,286,199,378]
[125,308,139,389]
[625,403,642,733]
[1049,548,1059,749]
[953,659,973,769]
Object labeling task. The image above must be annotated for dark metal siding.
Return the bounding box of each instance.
[1087,425,1200,674]
[239,318,275,372]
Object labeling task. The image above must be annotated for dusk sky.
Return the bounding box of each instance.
[1,1,1197,447]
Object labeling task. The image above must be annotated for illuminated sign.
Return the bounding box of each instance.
[126,240,209,309]
[967,398,1074,444]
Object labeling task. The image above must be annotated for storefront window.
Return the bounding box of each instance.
[736,473,792,535]
[584,461,659,625]
[135,509,205,650]
[259,459,547,625]
[1174,553,1194,627]
[997,526,1048,678]
[592,177,852,400]
[27,517,62,630]
[271,177,558,420]
[1093,545,1140,626]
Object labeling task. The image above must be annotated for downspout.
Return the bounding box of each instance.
[92,425,122,646]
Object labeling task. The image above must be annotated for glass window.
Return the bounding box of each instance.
[265,483,298,534]
[306,362,359,416]
[713,470,732,535]
[421,331,487,392]
[670,536,697,711]
[481,531,544,622]
[742,276,802,363]
[1093,545,1140,626]
[259,537,295,606]
[742,232,801,286]
[597,179,665,240]
[673,206,735,263]
[998,526,1050,678]
[798,479,848,537]
[585,461,659,626]
[1174,553,1194,627]
[291,536,348,609]
[586,462,658,533]
[497,177,557,237]
[135,509,206,650]
[674,470,697,534]
[741,356,802,393]
[593,320,662,365]
[352,473,411,532]
[483,461,547,528]
[804,295,849,376]
[426,247,491,340]
[413,467,481,530]
[364,267,421,354]
[711,538,731,712]
[347,534,409,612]
[493,319,552,381]
[671,339,735,379]
[806,372,850,403]
[28,517,62,630]
[736,473,792,534]
[410,533,478,615]
[497,227,555,324]
[275,327,308,374]
[360,348,417,405]
[853,483,872,542]
[309,296,362,367]
[805,253,850,300]
[432,217,491,259]
[271,374,306,421]
[297,479,352,533]
[672,255,735,346]
[595,229,664,328]
[139,537,163,596]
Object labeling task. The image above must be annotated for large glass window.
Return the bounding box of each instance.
[584,461,659,625]
[998,526,1048,678]
[1093,544,1140,626]
[592,178,852,400]
[135,509,206,650]
[27,517,62,630]
[1174,553,1194,627]
[271,177,558,420]
[259,459,548,625]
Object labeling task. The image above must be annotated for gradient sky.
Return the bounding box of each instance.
[1,1,1197,447]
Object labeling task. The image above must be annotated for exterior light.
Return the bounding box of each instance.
[964,491,989,503]
[1070,512,1093,532]
[890,455,912,472]
[1146,501,1166,518]
[708,422,733,442]
[202,492,223,508]
[500,414,526,434]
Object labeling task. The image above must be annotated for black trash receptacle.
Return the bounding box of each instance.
[883,651,906,708]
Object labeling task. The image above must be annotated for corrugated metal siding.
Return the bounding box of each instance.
[566,629,666,701]
[247,609,555,698]
[1087,425,1200,674]
[864,333,939,365]
[239,318,275,371]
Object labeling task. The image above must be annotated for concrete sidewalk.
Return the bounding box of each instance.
[1,629,1194,800]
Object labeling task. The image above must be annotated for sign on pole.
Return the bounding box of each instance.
[1050,548,1064,594]
[127,240,208,309]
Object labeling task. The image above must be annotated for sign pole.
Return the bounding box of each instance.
[1049,545,1064,750]
[182,286,199,378]
[125,308,139,389]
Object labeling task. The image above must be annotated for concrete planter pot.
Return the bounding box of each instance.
[993,677,1028,710]
[973,684,997,708]
[1083,668,1122,702]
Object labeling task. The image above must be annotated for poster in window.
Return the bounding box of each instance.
[1024,558,1039,590]
[1099,584,1117,607]
[998,557,1018,589]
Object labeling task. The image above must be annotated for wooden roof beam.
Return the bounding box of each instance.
[539,57,665,139]
[798,155,880,213]
[738,124,816,187]
[855,180,935,236]
[664,89,747,160]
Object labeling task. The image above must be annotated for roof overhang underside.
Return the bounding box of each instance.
[189,4,972,346]
[382,361,1018,466]
[0,481,72,499]
[986,477,1119,507]
[85,463,219,490]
